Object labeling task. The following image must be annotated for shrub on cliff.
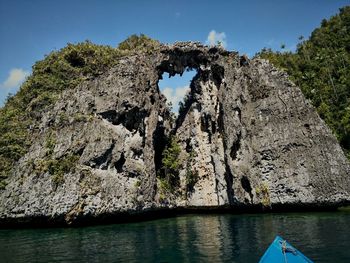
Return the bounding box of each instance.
[160,136,181,190]
[118,34,160,52]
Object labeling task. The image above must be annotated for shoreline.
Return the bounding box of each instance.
[1,202,348,229]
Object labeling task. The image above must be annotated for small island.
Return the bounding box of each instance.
[1,8,350,228]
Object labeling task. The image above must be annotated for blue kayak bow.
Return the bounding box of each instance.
[259,236,313,263]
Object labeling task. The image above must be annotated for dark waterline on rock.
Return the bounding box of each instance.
[1,211,350,262]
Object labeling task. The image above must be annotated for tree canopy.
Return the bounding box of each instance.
[256,6,350,159]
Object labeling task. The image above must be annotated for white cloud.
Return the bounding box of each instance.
[1,68,29,89]
[162,85,190,112]
[206,30,227,48]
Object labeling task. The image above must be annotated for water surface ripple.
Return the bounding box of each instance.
[1,212,350,262]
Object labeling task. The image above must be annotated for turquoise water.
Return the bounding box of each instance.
[1,212,350,262]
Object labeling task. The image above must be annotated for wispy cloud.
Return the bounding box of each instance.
[206,30,227,48]
[1,68,29,89]
[162,85,190,112]
[175,12,181,18]
[265,38,276,46]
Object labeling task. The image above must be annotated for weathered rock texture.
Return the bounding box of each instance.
[1,42,349,226]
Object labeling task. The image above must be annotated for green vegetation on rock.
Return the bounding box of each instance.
[159,136,182,193]
[256,7,350,159]
[117,34,160,53]
[0,35,158,189]
[255,183,271,208]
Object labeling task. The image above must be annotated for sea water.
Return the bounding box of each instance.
[1,211,349,262]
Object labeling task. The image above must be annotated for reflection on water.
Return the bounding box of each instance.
[1,212,350,262]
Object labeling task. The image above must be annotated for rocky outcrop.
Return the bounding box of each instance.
[1,42,349,226]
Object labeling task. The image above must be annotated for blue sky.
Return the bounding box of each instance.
[0,0,349,108]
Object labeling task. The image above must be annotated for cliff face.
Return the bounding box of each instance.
[1,43,349,226]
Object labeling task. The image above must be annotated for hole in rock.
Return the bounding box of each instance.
[240,175,253,203]
[230,132,241,160]
[99,107,147,135]
[241,175,252,194]
[115,153,126,173]
[158,68,197,115]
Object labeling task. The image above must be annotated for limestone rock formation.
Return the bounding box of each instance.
[1,42,349,226]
